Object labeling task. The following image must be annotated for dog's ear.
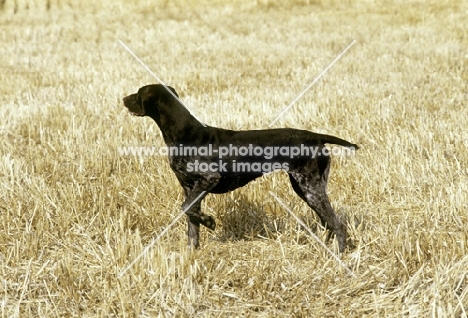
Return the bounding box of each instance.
[142,93,155,106]
[168,86,179,98]
[140,90,157,114]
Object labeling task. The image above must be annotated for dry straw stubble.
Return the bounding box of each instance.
[0,0,467,316]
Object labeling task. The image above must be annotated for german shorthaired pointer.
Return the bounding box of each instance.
[123,84,358,252]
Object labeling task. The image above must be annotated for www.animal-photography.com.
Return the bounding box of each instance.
[1,0,467,316]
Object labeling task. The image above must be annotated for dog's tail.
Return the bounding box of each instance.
[317,133,360,150]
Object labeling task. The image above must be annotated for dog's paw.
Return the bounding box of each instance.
[346,237,356,251]
[201,216,216,231]
[188,239,200,250]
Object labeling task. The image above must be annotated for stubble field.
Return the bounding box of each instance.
[1,0,467,316]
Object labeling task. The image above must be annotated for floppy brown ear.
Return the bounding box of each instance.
[142,93,154,105]
[140,92,156,113]
[139,90,163,121]
[168,86,179,98]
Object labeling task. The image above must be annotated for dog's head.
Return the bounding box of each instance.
[122,84,179,117]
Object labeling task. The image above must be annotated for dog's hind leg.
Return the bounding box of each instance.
[288,168,347,253]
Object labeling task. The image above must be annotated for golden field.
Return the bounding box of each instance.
[0,0,467,316]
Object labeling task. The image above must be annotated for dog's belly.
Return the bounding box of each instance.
[209,173,263,194]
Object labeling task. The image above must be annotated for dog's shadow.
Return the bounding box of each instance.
[204,191,357,248]
[204,191,330,244]
[205,193,283,243]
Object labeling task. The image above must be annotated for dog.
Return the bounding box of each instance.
[123,84,359,252]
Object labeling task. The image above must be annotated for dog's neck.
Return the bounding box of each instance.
[149,100,205,146]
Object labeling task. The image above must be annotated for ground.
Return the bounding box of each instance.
[0,0,467,316]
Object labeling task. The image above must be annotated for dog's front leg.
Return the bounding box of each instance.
[182,192,216,248]
[186,214,201,248]
[182,196,203,248]
[178,172,220,248]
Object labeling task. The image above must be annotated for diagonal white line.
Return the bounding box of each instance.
[269,40,356,127]
[118,39,207,127]
[269,191,356,278]
[117,191,207,278]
